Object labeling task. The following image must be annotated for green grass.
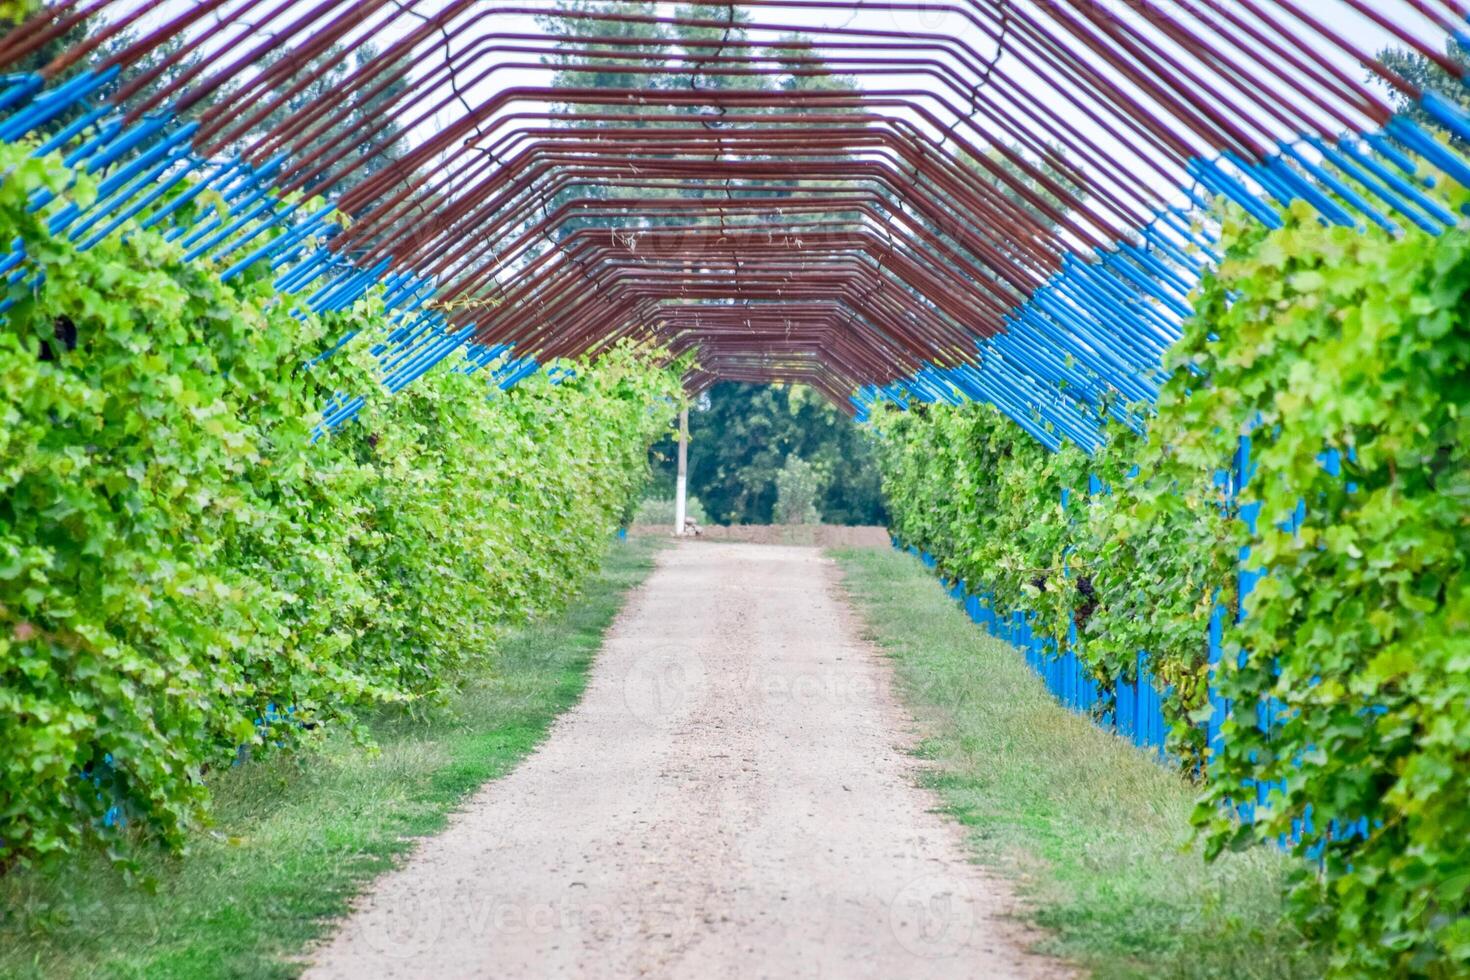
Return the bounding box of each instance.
[0,537,663,980]
[833,546,1325,980]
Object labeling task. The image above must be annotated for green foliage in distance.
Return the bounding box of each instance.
[649,382,886,525]
[0,144,682,866]
[773,454,826,525]
[632,493,708,526]
[871,191,1470,974]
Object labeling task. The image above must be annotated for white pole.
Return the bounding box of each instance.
[674,407,688,536]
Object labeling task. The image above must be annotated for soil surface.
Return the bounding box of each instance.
[628,523,892,548]
[305,542,1069,979]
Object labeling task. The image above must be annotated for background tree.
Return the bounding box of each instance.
[1375,42,1470,148]
[647,383,886,525]
[773,454,826,525]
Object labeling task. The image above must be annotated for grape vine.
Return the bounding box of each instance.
[0,144,683,864]
[873,187,1470,975]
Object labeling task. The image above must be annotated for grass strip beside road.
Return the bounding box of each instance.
[0,537,663,980]
[833,545,1325,980]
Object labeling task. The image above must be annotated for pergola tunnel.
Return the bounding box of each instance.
[1,0,1468,975]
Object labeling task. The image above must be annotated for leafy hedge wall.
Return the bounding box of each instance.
[872,196,1470,975]
[0,147,682,864]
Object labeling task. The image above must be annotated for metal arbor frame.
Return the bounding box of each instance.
[2,0,1469,444]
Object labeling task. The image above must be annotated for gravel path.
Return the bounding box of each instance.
[306,542,1069,979]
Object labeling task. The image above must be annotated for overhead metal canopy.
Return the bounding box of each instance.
[2,0,1468,446]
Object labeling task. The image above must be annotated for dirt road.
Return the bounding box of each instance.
[306,542,1067,979]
